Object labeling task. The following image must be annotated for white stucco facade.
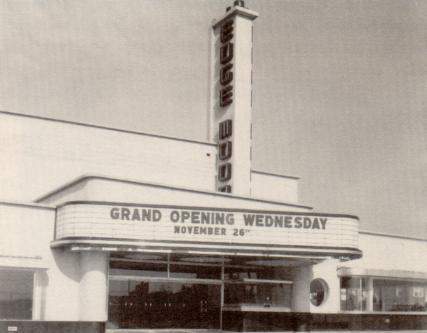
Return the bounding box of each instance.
[0,110,426,325]
[0,3,426,331]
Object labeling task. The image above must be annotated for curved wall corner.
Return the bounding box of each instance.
[79,251,109,321]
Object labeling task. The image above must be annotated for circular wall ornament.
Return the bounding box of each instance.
[310,278,329,306]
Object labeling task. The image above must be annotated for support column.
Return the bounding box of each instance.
[366,276,374,311]
[292,265,313,312]
[79,251,108,321]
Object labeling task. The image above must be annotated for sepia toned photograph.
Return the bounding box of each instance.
[0,0,426,332]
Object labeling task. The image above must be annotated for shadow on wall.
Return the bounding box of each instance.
[37,270,48,320]
[52,248,81,283]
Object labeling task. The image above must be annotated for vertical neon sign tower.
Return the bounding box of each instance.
[210,1,258,197]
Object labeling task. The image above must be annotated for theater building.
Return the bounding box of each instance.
[0,2,426,332]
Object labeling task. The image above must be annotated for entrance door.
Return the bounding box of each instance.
[108,280,221,329]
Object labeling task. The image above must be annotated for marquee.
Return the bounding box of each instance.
[52,201,361,259]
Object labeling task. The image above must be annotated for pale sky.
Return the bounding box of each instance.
[0,0,426,238]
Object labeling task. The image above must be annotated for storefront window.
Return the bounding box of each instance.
[169,264,221,280]
[373,279,427,312]
[109,280,221,329]
[223,265,291,308]
[110,260,168,278]
[224,281,291,307]
[310,279,328,306]
[224,266,275,280]
[108,253,295,329]
[0,270,34,319]
[340,277,368,311]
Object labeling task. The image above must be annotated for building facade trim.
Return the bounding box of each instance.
[35,175,314,210]
[0,110,216,147]
[251,169,301,180]
[212,6,259,29]
[338,267,427,281]
[359,230,427,242]
[51,238,362,259]
[0,256,47,270]
[0,201,55,211]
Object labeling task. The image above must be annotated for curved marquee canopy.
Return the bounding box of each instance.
[52,201,362,261]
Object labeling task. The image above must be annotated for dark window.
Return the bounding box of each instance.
[108,281,221,329]
[0,270,33,319]
[310,279,328,306]
[340,277,368,311]
[373,279,427,312]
